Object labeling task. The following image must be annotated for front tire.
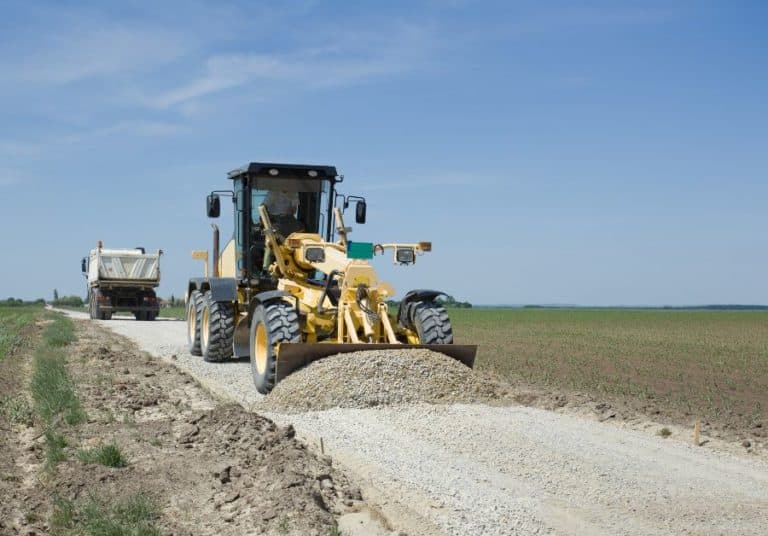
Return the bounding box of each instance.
[249,301,300,394]
[412,302,454,344]
[186,290,204,356]
[200,294,235,362]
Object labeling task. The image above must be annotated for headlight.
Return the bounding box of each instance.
[305,247,326,263]
[395,248,415,265]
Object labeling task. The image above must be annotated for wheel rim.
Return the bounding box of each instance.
[187,303,196,342]
[201,307,210,350]
[254,323,268,375]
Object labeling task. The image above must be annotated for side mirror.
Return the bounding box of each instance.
[81,258,87,273]
[355,200,367,224]
[207,194,221,218]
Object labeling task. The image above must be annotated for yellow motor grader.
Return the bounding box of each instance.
[186,162,476,394]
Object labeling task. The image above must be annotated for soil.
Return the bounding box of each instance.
[0,319,393,535]
[0,320,42,533]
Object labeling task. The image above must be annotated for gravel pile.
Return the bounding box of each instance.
[259,348,512,413]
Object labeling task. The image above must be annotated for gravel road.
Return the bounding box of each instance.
[63,311,768,535]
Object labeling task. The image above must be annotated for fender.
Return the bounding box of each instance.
[247,290,295,315]
[397,289,446,330]
[187,277,237,303]
[235,290,295,358]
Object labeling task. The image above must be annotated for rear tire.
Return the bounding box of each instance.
[200,294,235,362]
[92,291,111,320]
[186,290,204,356]
[412,302,454,344]
[249,301,300,394]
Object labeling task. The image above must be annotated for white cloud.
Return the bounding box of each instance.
[55,119,182,145]
[146,23,437,109]
[0,22,188,86]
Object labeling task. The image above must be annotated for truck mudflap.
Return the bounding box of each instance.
[273,343,477,384]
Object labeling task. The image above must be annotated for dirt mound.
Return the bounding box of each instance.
[260,348,513,413]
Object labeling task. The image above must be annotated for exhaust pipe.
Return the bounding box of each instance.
[211,224,220,277]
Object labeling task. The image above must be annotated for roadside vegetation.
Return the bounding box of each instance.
[0,306,41,429]
[52,493,159,536]
[0,304,43,360]
[158,306,185,320]
[0,307,160,534]
[30,314,86,468]
[77,443,128,468]
[454,308,768,434]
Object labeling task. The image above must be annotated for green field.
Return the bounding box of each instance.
[159,306,185,320]
[452,308,768,431]
[0,306,43,360]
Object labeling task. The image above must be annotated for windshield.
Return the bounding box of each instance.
[251,178,330,235]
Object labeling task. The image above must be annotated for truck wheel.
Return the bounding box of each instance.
[200,293,234,362]
[412,302,454,344]
[250,301,300,394]
[134,311,145,321]
[93,293,107,320]
[186,290,204,356]
[102,311,112,321]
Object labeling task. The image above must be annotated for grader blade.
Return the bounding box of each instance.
[274,343,478,384]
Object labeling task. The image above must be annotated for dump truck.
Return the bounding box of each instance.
[82,242,162,320]
[186,162,476,393]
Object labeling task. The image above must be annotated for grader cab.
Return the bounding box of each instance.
[186,162,476,394]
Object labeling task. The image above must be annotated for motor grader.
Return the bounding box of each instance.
[186,162,476,394]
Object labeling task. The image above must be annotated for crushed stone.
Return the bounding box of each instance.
[258,349,513,413]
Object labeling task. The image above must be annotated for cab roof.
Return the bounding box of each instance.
[227,162,339,182]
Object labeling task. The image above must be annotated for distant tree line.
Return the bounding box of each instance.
[53,296,85,307]
[386,295,472,309]
[51,289,84,307]
[1,298,46,307]
[522,304,768,311]
[166,295,185,307]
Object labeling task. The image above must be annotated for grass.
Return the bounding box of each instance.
[78,443,128,468]
[31,345,86,426]
[0,394,34,426]
[44,315,77,347]
[0,306,41,360]
[452,308,768,425]
[52,493,159,536]
[51,495,75,531]
[44,429,68,468]
[158,306,185,320]
[28,313,85,468]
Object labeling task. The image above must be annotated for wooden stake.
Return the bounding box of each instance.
[320,437,325,455]
[693,419,701,446]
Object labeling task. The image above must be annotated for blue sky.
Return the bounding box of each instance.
[1,1,766,306]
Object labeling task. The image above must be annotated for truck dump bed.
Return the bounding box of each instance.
[88,249,161,286]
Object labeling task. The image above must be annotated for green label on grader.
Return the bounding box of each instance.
[347,241,374,259]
